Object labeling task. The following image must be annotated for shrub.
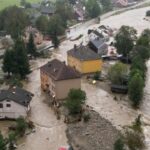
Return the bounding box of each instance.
[65,89,86,115]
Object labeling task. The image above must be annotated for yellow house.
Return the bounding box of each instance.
[67,45,103,74]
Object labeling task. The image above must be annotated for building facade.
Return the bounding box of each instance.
[0,87,33,119]
[67,45,103,74]
[40,59,81,100]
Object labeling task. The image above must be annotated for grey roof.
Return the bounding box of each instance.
[40,59,81,81]
[68,45,100,61]
[40,5,55,14]
[0,87,33,107]
[90,38,108,50]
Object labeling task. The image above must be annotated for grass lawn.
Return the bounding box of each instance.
[0,0,42,11]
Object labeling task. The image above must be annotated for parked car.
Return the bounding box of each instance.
[111,84,128,94]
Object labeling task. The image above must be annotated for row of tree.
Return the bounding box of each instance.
[128,29,150,108]
[109,26,150,108]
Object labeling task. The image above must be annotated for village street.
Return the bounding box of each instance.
[16,5,150,150]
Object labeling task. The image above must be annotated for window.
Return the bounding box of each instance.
[0,103,3,108]
[6,104,11,107]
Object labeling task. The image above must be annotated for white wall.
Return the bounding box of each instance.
[0,100,29,119]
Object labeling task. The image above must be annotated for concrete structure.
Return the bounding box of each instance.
[67,45,102,74]
[40,59,81,100]
[0,87,33,119]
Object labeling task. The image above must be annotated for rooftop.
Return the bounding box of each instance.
[40,59,81,81]
[0,87,33,107]
[90,38,108,50]
[68,45,100,61]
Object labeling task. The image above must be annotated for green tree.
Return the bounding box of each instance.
[131,56,147,79]
[55,0,73,27]
[2,49,14,76]
[13,39,30,78]
[115,26,137,57]
[114,138,125,150]
[16,117,28,137]
[48,15,65,36]
[128,73,144,108]
[108,62,128,85]
[27,33,37,58]
[65,89,86,115]
[86,0,101,18]
[48,15,65,47]
[100,0,112,12]
[131,45,150,61]
[35,15,49,33]
[0,6,29,39]
[137,29,150,47]
[0,132,6,150]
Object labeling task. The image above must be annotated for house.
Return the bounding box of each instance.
[89,38,108,56]
[24,26,43,45]
[40,5,55,16]
[112,0,137,7]
[40,59,81,100]
[67,45,102,74]
[0,87,33,119]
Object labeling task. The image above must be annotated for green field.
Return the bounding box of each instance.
[0,0,42,11]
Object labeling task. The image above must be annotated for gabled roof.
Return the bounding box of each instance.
[0,87,33,107]
[68,45,100,61]
[40,59,81,81]
[90,38,108,50]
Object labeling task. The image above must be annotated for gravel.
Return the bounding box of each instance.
[66,110,120,150]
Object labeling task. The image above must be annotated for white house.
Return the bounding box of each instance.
[0,87,33,119]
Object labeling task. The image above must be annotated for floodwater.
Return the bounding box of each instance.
[21,6,150,150]
[18,59,68,150]
[1,6,150,150]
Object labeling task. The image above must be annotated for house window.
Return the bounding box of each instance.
[0,103,3,108]
[6,104,11,107]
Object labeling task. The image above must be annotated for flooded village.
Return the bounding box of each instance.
[0,0,150,150]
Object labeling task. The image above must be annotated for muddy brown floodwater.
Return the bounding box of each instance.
[1,6,150,150]
[17,59,67,150]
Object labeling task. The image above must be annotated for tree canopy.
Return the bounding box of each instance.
[65,89,86,115]
[0,6,29,39]
[35,15,49,33]
[115,26,137,57]
[108,62,128,85]
[128,73,144,108]
[86,0,101,18]
[3,39,30,79]
[27,33,37,58]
